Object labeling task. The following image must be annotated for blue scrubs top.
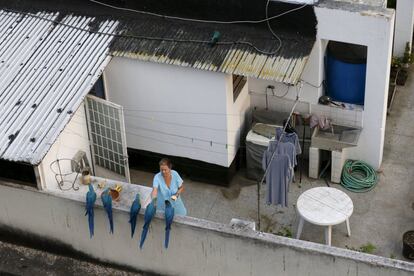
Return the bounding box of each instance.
[153,170,187,216]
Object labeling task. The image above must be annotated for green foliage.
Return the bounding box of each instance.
[359,243,376,254]
[276,226,292,238]
[345,242,377,254]
[403,42,412,64]
[392,56,402,68]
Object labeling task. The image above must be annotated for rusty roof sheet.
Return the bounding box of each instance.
[111,20,314,84]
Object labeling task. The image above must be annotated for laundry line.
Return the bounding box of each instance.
[255,83,303,231]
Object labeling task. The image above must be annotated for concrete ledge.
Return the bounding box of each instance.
[0,181,413,275]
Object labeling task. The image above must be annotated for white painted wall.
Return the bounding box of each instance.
[250,6,394,169]
[38,102,92,190]
[394,0,414,56]
[248,39,328,118]
[315,6,394,169]
[0,183,412,276]
[249,40,325,107]
[104,57,250,167]
[225,75,251,165]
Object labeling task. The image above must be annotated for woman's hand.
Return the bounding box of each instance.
[171,193,179,201]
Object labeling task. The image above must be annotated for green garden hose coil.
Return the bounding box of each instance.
[341,160,378,193]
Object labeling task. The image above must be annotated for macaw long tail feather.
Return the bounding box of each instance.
[130,214,137,238]
[140,224,150,249]
[109,213,114,234]
[88,209,94,238]
[165,228,170,248]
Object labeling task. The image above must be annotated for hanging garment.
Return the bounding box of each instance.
[262,148,292,207]
[268,140,297,184]
[276,127,302,155]
[268,140,297,168]
[309,114,332,130]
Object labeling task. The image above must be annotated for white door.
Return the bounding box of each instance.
[85,95,130,182]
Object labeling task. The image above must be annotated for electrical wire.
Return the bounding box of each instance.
[258,82,303,187]
[2,7,285,55]
[71,112,240,148]
[300,79,325,88]
[125,130,231,155]
[269,85,291,98]
[126,124,237,147]
[87,0,308,55]
[123,113,239,132]
[123,107,244,116]
[265,0,283,54]
[88,0,308,25]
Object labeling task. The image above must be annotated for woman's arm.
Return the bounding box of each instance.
[151,187,158,199]
[171,183,184,201]
[176,184,184,196]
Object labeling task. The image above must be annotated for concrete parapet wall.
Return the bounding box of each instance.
[0,182,412,276]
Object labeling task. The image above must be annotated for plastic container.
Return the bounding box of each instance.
[326,41,367,105]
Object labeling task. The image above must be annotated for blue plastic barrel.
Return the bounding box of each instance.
[326,42,367,105]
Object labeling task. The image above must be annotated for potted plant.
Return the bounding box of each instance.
[397,42,412,85]
[388,57,401,111]
[391,56,401,83]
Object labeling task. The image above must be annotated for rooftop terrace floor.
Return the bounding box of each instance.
[127,68,414,261]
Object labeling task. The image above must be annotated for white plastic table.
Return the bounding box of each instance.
[296,187,353,246]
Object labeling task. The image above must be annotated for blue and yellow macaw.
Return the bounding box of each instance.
[129,193,141,238]
[164,200,175,249]
[139,198,156,249]
[85,184,96,238]
[101,188,114,234]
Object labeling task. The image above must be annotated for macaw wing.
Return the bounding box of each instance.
[129,201,141,238]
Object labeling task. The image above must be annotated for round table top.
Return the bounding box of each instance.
[297,187,354,226]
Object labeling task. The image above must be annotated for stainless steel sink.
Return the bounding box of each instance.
[311,124,362,151]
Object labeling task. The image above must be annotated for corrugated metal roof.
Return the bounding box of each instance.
[0,10,118,165]
[110,16,315,84]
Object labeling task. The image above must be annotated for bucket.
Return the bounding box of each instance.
[403,230,414,260]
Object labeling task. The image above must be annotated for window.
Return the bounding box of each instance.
[89,76,106,99]
[86,96,129,180]
[0,159,37,187]
[233,75,247,102]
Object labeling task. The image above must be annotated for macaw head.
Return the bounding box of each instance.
[135,193,140,202]
[88,184,94,193]
[101,188,110,198]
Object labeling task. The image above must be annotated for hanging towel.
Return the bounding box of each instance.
[276,127,302,155]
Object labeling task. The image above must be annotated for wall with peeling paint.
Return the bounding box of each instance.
[0,183,412,275]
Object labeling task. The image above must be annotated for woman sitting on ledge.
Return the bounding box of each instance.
[151,158,187,216]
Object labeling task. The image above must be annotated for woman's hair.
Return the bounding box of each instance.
[159,158,172,168]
